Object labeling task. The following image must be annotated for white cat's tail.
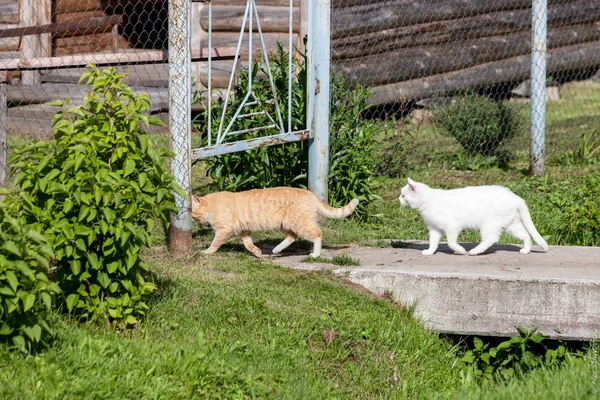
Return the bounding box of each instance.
[518,201,549,251]
[316,198,359,219]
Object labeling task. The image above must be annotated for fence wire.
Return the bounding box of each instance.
[331,0,600,174]
[0,0,170,160]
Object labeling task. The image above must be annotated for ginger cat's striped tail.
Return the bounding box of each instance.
[316,198,359,219]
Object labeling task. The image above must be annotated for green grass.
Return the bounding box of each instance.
[0,252,464,399]
[301,254,361,266]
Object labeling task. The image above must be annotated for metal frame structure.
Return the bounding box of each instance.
[168,0,331,253]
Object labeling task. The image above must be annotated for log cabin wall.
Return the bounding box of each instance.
[330,0,600,105]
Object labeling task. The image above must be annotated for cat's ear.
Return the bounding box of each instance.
[407,178,417,193]
[191,195,205,207]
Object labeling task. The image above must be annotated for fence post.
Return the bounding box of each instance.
[307,0,330,203]
[0,83,6,193]
[530,0,547,177]
[168,0,193,254]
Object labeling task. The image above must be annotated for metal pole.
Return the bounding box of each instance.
[530,0,547,177]
[307,0,330,203]
[0,84,6,192]
[168,0,192,254]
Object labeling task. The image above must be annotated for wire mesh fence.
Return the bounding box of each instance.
[3,0,600,193]
[331,0,600,175]
[0,0,170,137]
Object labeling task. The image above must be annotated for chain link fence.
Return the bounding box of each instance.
[331,0,600,175]
[0,0,171,180]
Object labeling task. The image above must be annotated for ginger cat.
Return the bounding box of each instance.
[191,187,359,257]
[399,178,549,256]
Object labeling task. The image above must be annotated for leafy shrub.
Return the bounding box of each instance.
[0,195,60,352]
[462,326,580,383]
[194,42,379,219]
[9,66,185,326]
[431,93,524,160]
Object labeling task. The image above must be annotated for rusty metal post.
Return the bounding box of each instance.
[307,0,330,203]
[168,0,193,254]
[0,84,6,191]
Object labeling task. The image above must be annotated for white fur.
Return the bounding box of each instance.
[399,178,549,256]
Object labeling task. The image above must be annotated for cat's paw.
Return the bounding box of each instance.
[202,249,215,255]
[453,248,467,255]
[421,249,435,256]
[468,249,482,256]
[309,252,321,258]
[252,250,263,258]
[519,248,531,254]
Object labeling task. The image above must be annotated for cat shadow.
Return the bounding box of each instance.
[197,239,350,257]
[406,242,530,255]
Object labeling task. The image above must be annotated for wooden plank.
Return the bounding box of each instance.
[200,5,299,33]
[55,0,102,14]
[368,40,600,105]
[54,33,129,56]
[196,31,297,57]
[335,24,600,86]
[20,0,42,84]
[192,130,312,159]
[54,10,105,23]
[0,15,123,38]
[332,0,600,59]
[0,47,237,70]
[0,1,19,24]
[0,37,18,51]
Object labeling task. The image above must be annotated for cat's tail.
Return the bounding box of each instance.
[518,201,549,251]
[316,198,359,219]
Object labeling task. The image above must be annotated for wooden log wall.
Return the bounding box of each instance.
[331,0,600,104]
[53,0,130,56]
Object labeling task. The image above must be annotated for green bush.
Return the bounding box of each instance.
[0,195,60,353]
[194,42,379,219]
[461,326,581,383]
[431,93,523,160]
[9,66,185,326]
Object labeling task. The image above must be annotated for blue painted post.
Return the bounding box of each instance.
[307,0,330,203]
[168,0,192,254]
[530,0,547,177]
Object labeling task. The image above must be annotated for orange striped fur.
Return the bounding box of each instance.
[191,187,359,257]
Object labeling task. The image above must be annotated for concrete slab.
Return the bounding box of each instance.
[273,242,600,340]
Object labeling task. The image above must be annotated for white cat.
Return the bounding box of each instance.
[399,178,549,256]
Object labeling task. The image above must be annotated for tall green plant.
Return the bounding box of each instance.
[9,66,185,326]
[0,195,60,353]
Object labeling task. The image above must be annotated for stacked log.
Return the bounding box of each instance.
[53,0,129,56]
[331,0,600,104]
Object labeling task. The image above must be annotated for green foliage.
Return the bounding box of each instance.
[194,42,380,219]
[0,195,60,353]
[544,170,600,246]
[9,66,185,326]
[431,93,524,162]
[461,326,580,383]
